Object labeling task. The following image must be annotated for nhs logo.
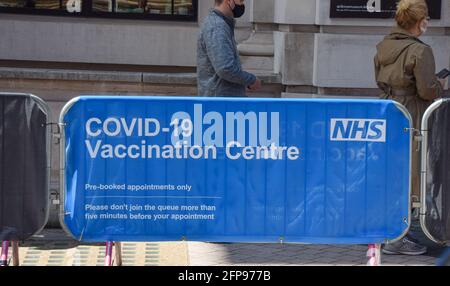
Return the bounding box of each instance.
[330,119,386,142]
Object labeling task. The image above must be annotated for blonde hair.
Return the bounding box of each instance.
[395,0,429,30]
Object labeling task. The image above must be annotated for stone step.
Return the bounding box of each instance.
[238,44,274,56]
[238,31,274,57]
[240,56,274,72]
[240,31,274,45]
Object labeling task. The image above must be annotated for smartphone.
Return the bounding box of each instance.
[436,68,450,79]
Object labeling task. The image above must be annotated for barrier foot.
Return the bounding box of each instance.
[114,242,122,266]
[367,244,381,266]
[104,241,114,266]
[12,241,19,266]
[1,241,9,266]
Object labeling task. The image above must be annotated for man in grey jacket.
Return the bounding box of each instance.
[197,0,261,97]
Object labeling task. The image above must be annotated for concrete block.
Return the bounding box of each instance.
[273,32,285,75]
[313,33,381,88]
[235,27,253,44]
[240,56,274,71]
[252,72,282,85]
[313,33,450,89]
[142,73,196,85]
[274,0,316,25]
[250,0,274,23]
[238,31,274,56]
[0,15,199,67]
[0,67,142,82]
[240,31,274,45]
[274,31,314,85]
[422,35,450,78]
[238,44,274,56]
[423,35,450,91]
[444,0,450,26]
[281,92,316,98]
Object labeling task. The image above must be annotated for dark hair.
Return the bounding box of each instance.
[215,0,225,5]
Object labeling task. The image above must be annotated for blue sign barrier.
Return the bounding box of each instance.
[60,96,411,244]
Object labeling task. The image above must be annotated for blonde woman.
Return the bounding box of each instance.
[374,0,446,255]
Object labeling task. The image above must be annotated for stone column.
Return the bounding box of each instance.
[274,0,317,94]
[237,0,275,73]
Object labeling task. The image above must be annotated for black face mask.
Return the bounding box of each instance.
[231,3,245,18]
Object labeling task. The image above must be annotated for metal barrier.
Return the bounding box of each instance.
[421,98,450,245]
[0,93,52,266]
[58,96,413,266]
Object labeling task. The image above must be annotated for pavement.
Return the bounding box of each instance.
[2,229,443,266]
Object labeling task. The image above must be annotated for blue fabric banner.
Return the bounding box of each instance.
[61,96,411,243]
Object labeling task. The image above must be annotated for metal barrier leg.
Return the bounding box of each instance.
[367,244,381,266]
[12,241,19,266]
[114,242,122,266]
[104,241,114,266]
[1,241,9,266]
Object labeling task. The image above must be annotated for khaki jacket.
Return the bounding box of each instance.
[374,26,443,129]
[375,26,443,199]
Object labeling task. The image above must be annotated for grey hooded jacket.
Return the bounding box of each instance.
[197,9,256,97]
